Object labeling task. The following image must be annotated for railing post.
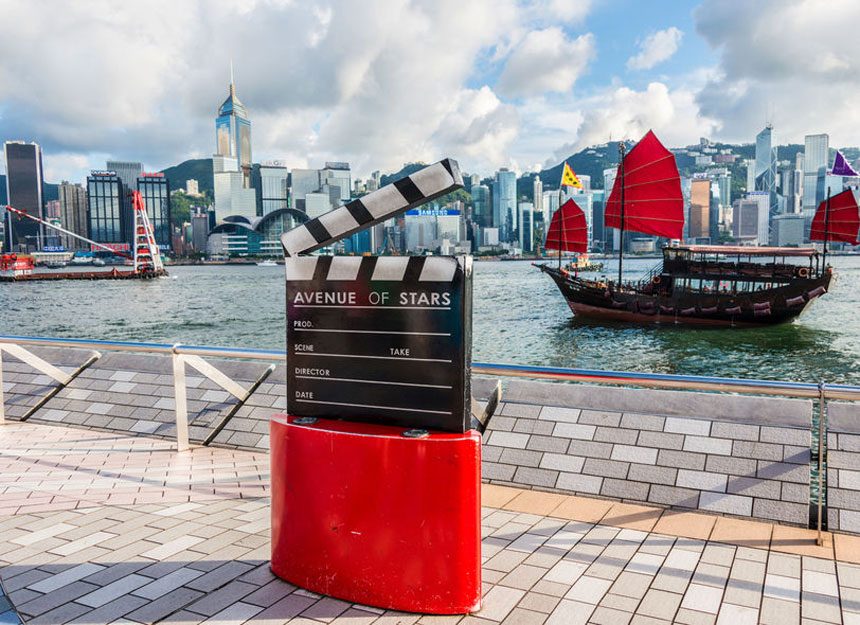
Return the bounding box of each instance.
[817,381,827,546]
[0,348,5,425]
[172,345,190,452]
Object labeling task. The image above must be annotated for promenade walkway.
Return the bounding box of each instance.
[2,422,860,625]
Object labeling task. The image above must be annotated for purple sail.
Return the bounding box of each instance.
[832,150,859,177]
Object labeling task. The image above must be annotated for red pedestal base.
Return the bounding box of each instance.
[270,415,482,614]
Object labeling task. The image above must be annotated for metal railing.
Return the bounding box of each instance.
[2,333,860,543]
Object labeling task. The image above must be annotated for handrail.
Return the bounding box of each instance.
[2,333,860,401]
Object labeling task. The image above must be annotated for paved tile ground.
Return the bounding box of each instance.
[3,422,860,625]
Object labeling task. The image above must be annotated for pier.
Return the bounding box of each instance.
[3,335,860,623]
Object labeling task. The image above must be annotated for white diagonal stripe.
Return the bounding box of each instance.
[409,162,455,197]
[361,184,408,220]
[419,256,458,282]
[318,205,359,238]
[285,257,319,281]
[327,256,363,280]
[371,256,409,281]
[281,225,319,256]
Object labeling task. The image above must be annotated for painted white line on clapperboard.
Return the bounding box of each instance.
[292,305,452,310]
[293,328,452,337]
[295,399,452,416]
[295,375,453,389]
[293,353,452,363]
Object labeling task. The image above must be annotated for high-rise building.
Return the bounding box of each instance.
[4,141,45,251]
[186,179,200,196]
[472,184,491,228]
[320,162,351,203]
[137,173,172,250]
[771,214,805,246]
[191,210,210,251]
[254,163,289,216]
[492,168,516,241]
[755,125,777,209]
[215,75,252,187]
[803,133,829,214]
[87,171,127,247]
[689,178,711,241]
[105,160,143,241]
[213,155,256,220]
[518,202,534,253]
[532,176,544,223]
[58,182,88,250]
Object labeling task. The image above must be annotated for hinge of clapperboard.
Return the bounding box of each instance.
[279,158,501,431]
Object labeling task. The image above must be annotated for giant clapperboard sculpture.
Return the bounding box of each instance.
[269,159,499,616]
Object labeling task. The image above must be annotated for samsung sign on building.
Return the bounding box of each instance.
[405,208,461,216]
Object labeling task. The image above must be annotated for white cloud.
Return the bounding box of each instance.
[694,0,860,145]
[548,82,717,163]
[497,29,595,98]
[627,27,683,70]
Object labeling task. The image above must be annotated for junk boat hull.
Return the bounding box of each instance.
[538,247,833,327]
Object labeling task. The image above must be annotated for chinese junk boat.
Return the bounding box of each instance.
[537,130,851,326]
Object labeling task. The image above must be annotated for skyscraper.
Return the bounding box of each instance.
[532,175,544,223]
[58,182,88,250]
[254,163,289,216]
[689,178,711,241]
[106,160,143,242]
[471,184,491,228]
[755,125,777,209]
[803,133,829,214]
[137,173,172,250]
[216,72,252,188]
[518,202,534,253]
[492,168,516,241]
[87,171,127,246]
[4,141,45,251]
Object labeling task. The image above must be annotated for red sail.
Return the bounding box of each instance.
[810,189,860,245]
[545,198,588,252]
[604,130,684,240]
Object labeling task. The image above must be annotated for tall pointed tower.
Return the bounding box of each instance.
[215,65,252,187]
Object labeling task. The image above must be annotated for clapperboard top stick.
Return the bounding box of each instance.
[280,158,463,257]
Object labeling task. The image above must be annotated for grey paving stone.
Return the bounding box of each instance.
[699,492,753,516]
[628,464,677,486]
[676,470,728,493]
[484,462,517,482]
[593,427,639,445]
[526,435,570,454]
[726,477,782,499]
[620,413,665,432]
[582,458,629,479]
[600,478,649,502]
[577,411,622,427]
[514,467,559,489]
[637,431,685,451]
[710,422,759,441]
[500,448,544,468]
[556,473,603,495]
[567,440,613,460]
[539,454,585,473]
[648,485,699,509]
[657,450,706,471]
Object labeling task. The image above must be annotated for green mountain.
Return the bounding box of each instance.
[161,158,213,195]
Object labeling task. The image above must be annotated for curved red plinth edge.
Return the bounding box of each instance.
[269,414,482,615]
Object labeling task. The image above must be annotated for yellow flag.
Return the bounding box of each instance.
[561,162,582,188]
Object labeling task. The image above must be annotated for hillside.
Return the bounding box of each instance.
[0,175,58,205]
[161,158,213,195]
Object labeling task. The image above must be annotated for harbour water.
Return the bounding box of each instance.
[2,256,859,385]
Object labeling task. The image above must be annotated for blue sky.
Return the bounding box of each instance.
[0,0,856,181]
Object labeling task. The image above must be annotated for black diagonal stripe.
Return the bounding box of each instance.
[440,158,454,179]
[304,219,331,245]
[394,177,425,205]
[403,256,426,284]
[356,256,378,282]
[344,199,374,226]
[313,255,332,281]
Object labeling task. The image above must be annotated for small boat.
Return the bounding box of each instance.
[536,130,845,326]
[257,259,278,267]
[93,258,106,267]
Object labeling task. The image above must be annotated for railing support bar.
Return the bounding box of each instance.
[817,381,827,546]
[203,365,276,447]
[0,349,5,425]
[172,346,190,452]
[20,353,101,422]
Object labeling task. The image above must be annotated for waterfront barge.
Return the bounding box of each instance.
[537,129,854,326]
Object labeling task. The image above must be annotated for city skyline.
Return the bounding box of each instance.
[0,0,856,183]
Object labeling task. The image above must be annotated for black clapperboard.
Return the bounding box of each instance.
[281,159,473,433]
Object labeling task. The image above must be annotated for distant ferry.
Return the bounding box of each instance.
[536,130,852,326]
[257,259,278,267]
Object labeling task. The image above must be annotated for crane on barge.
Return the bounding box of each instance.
[2,190,166,280]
